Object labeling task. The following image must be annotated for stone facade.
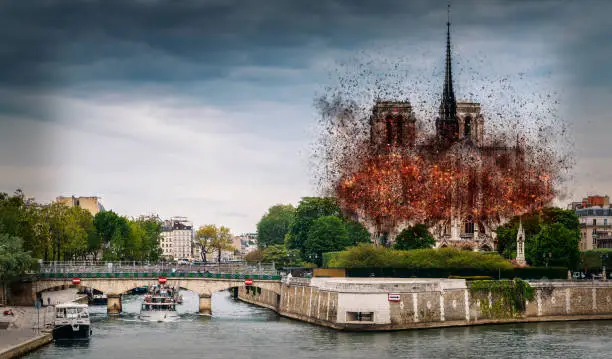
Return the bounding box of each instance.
[360,18,524,252]
[55,196,104,216]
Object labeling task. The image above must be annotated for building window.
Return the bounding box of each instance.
[346,312,374,322]
[605,219,608,226]
[464,216,474,234]
[464,116,472,137]
[593,219,597,226]
[385,117,394,145]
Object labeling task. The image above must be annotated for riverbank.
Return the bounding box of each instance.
[238,277,612,331]
[0,289,84,358]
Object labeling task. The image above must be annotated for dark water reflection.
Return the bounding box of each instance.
[24,290,612,359]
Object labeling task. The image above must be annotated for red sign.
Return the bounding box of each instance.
[72,278,81,285]
[244,279,253,286]
[158,277,167,284]
[388,293,401,302]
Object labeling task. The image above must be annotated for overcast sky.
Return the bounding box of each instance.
[0,0,610,234]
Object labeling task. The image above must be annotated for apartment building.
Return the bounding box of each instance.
[572,195,612,250]
[160,216,194,260]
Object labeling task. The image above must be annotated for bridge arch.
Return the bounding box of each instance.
[35,277,281,315]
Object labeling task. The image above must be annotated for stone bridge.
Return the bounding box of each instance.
[36,272,281,315]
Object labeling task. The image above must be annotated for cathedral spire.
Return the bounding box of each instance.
[440,2,456,121]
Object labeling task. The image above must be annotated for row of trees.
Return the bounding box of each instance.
[253,197,371,266]
[253,197,440,267]
[496,207,581,268]
[0,190,163,264]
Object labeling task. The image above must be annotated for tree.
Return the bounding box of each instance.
[527,223,580,269]
[0,190,40,257]
[196,225,216,263]
[197,225,235,263]
[244,248,264,263]
[136,218,162,262]
[103,216,131,261]
[393,224,435,250]
[345,220,371,245]
[286,197,341,256]
[94,211,122,245]
[304,216,350,266]
[0,234,34,297]
[256,204,295,248]
[496,207,580,266]
[541,207,580,232]
[262,244,301,268]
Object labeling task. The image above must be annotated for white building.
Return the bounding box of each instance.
[236,233,258,254]
[572,195,612,250]
[160,216,194,260]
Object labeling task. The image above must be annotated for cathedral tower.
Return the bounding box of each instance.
[369,101,417,151]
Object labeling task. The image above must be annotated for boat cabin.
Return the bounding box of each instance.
[55,303,90,321]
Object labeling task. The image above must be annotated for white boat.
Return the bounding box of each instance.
[139,284,180,322]
[52,303,92,340]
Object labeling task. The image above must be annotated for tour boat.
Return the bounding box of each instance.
[139,284,180,322]
[52,303,92,340]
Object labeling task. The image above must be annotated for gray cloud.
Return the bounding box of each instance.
[0,0,610,232]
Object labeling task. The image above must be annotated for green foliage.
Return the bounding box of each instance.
[345,220,371,245]
[0,190,163,263]
[244,248,264,263]
[304,216,350,266]
[93,211,122,244]
[328,244,514,270]
[285,197,341,254]
[262,244,302,268]
[0,233,34,282]
[256,204,295,248]
[322,251,342,268]
[496,207,580,268]
[579,249,612,271]
[469,279,534,318]
[195,224,235,263]
[393,224,435,250]
[528,223,579,269]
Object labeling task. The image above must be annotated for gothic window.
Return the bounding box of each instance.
[464,216,474,234]
[464,116,472,137]
[385,117,394,145]
[396,116,404,146]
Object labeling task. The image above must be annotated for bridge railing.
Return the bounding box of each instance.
[38,261,278,276]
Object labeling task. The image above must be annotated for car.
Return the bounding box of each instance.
[572,272,586,280]
[176,259,190,265]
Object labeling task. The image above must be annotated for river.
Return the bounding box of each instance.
[24,290,612,359]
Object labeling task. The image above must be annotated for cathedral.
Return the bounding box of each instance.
[366,11,523,251]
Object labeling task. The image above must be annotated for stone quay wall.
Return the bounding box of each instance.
[238,278,612,331]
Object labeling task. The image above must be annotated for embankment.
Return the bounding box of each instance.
[238,278,612,331]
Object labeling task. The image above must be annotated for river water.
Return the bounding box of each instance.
[24,290,612,359]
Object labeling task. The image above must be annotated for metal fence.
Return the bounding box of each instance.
[39,261,278,276]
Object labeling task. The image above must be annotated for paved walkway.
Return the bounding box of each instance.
[0,329,45,351]
[0,288,84,354]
